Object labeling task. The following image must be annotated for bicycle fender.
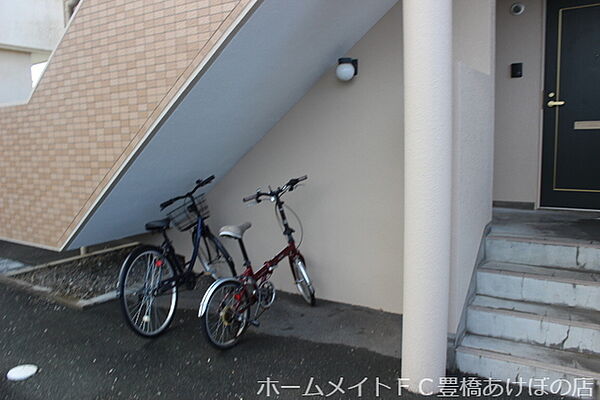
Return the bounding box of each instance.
[198,277,241,318]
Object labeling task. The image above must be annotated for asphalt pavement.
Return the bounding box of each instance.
[0,284,564,400]
[0,285,404,400]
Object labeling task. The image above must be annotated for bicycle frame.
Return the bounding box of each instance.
[156,214,228,295]
[238,198,301,299]
[241,240,299,283]
[159,215,204,274]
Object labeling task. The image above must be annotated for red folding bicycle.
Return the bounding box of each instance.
[199,175,315,349]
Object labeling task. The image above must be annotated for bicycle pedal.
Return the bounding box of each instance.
[249,320,260,327]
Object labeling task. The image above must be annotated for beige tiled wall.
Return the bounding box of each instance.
[0,0,252,249]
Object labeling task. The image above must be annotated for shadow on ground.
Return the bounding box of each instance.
[178,276,403,359]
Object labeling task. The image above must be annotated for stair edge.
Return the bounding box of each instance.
[479,264,600,287]
[487,234,600,249]
[469,304,600,331]
[457,345,600,381]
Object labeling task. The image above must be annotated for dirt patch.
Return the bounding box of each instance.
[15,247,133,300]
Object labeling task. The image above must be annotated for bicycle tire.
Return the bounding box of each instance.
[118,245,178,337]
[290,254,316,306]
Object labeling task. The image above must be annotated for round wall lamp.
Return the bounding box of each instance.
[510,3,525,15]
[336,58,358,81]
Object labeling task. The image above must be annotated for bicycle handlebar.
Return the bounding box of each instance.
[242,193,259,203]
[285,175,307,191]
[196,175,215,187]
[159,198,177,210]
[160,175,215,210]
[242,175,308,204]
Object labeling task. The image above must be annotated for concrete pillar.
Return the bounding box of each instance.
[401,0,452,395]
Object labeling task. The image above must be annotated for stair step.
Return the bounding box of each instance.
[472,295,600,327]
[486,235,600,272]
[456,335,600,399]
[468,295,600,354]
[481,261,600,283]
[477,262,600,311]
[459,334,600,377]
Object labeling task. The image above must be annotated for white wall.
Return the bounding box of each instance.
[449,0,495,333]
[199,3,404,313]
[493,0,544,203]
[454,0,494,75]
[0,50,33,104]
[0,0,65,105]
[0,0,65,53]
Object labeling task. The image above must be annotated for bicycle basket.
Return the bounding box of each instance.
[166,193,209,231]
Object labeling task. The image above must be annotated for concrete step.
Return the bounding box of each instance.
[477,261,600,311]
[486,235,600,272]
[468,295,600,354]
[456,334,600,399]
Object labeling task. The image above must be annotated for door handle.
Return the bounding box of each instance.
[547,100,565,107]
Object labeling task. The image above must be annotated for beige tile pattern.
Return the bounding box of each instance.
[0,0,252,249]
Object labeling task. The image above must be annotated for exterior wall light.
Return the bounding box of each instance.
[510,3,525,15]
[336,58,358,81]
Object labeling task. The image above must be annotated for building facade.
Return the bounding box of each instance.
[0,0,598,396]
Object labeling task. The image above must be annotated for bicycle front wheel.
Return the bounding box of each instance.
[291,255,316,306]
[119,246,178,337]
[202,281,249,349]
[198,232,236,279]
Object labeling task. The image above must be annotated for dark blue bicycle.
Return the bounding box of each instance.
[118,175,236,337]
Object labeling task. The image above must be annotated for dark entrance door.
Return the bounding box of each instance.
[540,0,600,209]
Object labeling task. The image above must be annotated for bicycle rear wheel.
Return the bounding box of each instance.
[198,232,236,279]
[202,280,249,349]
[291,255,315,306]
[119,246,178,337]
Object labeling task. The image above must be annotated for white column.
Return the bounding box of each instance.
[401,0,452,395]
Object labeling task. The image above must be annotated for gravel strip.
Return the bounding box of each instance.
[14,247,133,300]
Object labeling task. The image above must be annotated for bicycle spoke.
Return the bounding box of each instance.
[129,299,145,323]
[134,298,147,327]
[218,319,227,344]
